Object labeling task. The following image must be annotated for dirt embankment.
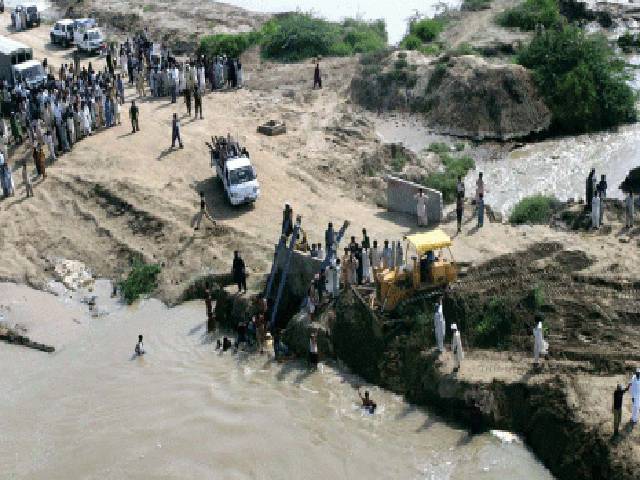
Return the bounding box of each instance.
[51,0,270,52]
[329,239,640,480]
[351,50,550,141]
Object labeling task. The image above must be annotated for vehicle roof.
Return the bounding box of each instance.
[0,36,32,55]
[225,156,252,170]
[406,229,452,254]
[55,19,74,25]
[14,59,42,71]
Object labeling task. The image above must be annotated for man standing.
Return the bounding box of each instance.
[184,85,191,116]
[232,251,247,293]
[591,191,600,230]
[171,113,183,149]
[451,323,464,372]
[414,188,428,227]
[191,191,216,230]
[586,168,595,209]
[204,288,215,331]
[194,86,203,120]
[456,193,464,233]
[613,384,629,436]
[129,100,139,133]
[434,297,446,352]
[625,191,635,228]
[313,61,322,89]
[533,320,548,365]
[629,369,640,424]
[22,160,33,198]
[477,192,485,228]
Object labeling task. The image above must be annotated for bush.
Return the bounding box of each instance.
[509,195,559,224]
[462,0,492,11]
[473,298,513,349]
[400,34,423,50]
[198,32,256,59]
[410,18,446,42]
[119,260,161,304]
[419,43,442,56]
[420,154,475,203]
[427,142,450,154]
[517,25,637,134]
[497,0,560,31]
[260,13,387,62]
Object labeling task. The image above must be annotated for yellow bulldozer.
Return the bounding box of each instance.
[375,229,458,312]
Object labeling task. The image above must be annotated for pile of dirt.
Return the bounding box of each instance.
[351,52,551,140]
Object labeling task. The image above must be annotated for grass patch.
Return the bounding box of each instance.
[389,151,409,172]
[497,0,560,31]
[509,195,559,224]
[462,0,492,11]
[420,154,475,203]
[119,260,161,305]
[427,142,450,154]
[517,25,637,134]
[473,298,513,349]
[260,13,387,62]
[399,16,448,53]
[142,4,156,12]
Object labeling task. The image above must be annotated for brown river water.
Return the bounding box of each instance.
[0,281,553,480]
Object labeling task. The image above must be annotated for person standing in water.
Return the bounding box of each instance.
[135,335,145,356]
[358,388,377,414]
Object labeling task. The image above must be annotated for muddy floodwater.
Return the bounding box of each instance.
[375,114,640,217]
[0,281,553,480]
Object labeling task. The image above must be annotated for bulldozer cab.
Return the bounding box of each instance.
[375,229,457,312]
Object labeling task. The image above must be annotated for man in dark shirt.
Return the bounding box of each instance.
[613,383,629,436]
[129,100,139,133]
[232,250,247,293]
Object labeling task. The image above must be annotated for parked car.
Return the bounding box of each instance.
[0,36,45,88]
[50,19,74,47]
[25,5,40,27]
[75,27,105,54]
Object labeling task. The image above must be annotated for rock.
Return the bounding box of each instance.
[52,258,94,291]
[619,237,630,244]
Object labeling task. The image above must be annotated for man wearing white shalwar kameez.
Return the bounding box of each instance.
[414,189,428,227]
[362,248,372,284]
[629,369,640,423]
[533,321,548,364]
[370,241,381,270]
[434,299,446,352]
[451,324,464,372]
[592,193,600,229]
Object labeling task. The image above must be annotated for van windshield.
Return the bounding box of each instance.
[229,166,256,185]
[87,31,101,40]
[15,64,45,83]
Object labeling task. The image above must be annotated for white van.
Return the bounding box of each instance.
[76,27,105,54]
[207,137,260,206]
[50,19,74,47]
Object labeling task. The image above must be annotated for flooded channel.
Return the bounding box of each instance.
[0,281,553,480]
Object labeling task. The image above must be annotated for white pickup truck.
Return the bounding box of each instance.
[207,136,260,206]
[75,27,105,54]
[50,19,74,47]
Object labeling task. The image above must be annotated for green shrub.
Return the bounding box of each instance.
[617,32,638,52]
[455,142,466,152]
[119,260,161,305]
[410,18,446,42]
[497,0,560,31]
[462,0,492,11]
[427,142,450,154]
[518,25,637,134]
[389,151,408,172]
[260,13,387,62]
[509,195,559,224]
[419,43,442,56]
[400,34,423,50]
[198,32,256,59]
[420,154,475,203]
[448,42,477,57]
[473,298,513,349]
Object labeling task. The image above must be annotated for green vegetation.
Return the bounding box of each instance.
[473,298,513,349]
[389,150,409,172]
[617,32,640,52]
[399,16,447,55]
[509,195,559,224]
[199,13,387,62]
[447,42,478,57]
[420,153,475,203]
[260,14,387,62]
[198,32,258,59]
[119,260,161,305]
[497,0,560,31]
[461,0,492,11]
[517,25,637,134]
[426,142,450,154]
[620,166,640,194]
[142,4,156,12]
